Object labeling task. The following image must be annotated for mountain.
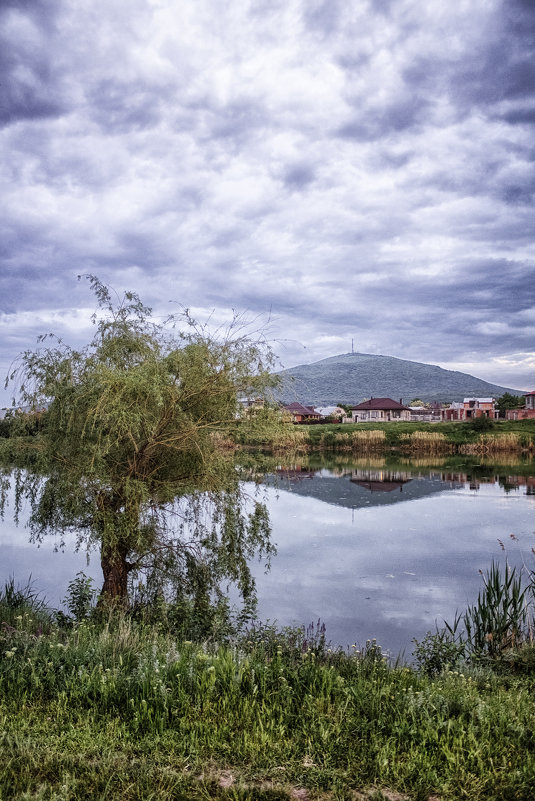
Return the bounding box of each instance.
[275,353,525,405]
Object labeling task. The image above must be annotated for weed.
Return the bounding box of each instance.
[463,561,529,661]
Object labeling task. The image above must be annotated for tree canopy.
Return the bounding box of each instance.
[496,393,525,413]
[4,277,281,614]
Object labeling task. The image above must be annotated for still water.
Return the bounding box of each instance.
[1,457,534,656]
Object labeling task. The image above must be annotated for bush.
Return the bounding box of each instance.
[413,623,466,677]
[467,415,495,432]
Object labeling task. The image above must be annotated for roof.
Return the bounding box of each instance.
[283,402,321,416]
[524,391,535,397]
[463,397,494,403]
[351,397,410,411]
[315,406,344,416]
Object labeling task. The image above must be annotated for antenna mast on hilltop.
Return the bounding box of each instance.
[351,338,354,354]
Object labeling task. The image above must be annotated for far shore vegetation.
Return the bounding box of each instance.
[3,410,535,456]
[234,416,535,456]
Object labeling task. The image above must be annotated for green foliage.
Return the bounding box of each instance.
[496,392,525,412]
[463,561,528,661]
[61,572,96,621]
[4,276,280,608]
[415,561,535,676]
[0,414,13,438]
[0,576,53,634]
[466,414,495,432]
[412,618,466,677]
[1,616,535,800]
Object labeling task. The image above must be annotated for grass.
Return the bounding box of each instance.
[2,583,535,800]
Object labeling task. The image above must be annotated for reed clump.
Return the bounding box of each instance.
[350,429,386,451]
[399,456,447,468]
[399,430,450,453]
[460,432,524,455]
[414,559,535,680]
[268,428,310,451]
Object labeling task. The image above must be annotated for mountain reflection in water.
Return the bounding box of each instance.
[270,464,535,509]
[252,459,535,656]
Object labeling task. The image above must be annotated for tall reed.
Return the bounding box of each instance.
[460,432,524,455]
[399,431,449,453]
[463,561,530,659]
[350,429,386,452]
[269,428,310,451]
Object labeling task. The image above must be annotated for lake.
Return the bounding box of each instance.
[1,456,534,657]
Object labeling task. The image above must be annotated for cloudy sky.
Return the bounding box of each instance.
[1,0,534,405]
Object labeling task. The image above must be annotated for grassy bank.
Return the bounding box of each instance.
[2,587,535,801]
[237,419,535,456]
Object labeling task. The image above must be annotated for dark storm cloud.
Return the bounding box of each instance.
[87,79,166,134]
[208,99,269,143]
[303,0,343,36]
[0,0,66,126]
[405,0,535,118]
[282,163,316,190]
[500,106,535,125]
[336,95,430,141]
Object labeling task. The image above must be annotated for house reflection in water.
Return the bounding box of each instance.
[350,469,413,493]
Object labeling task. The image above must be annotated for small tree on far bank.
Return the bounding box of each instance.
[496,393,525,414]
[5,276,281,610]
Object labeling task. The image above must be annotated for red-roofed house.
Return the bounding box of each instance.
[283,402,322,423]
[349,398,411,423]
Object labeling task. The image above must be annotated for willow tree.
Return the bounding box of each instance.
[8,276,280,608]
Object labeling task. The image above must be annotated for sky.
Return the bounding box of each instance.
[1,0,534,407]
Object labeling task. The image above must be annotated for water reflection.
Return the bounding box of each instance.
[252,457,535,656]
[271,459,535,509]
[1,456,534,657]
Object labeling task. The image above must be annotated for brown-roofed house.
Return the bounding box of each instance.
[283,402,322,423]
[349,397,411,423]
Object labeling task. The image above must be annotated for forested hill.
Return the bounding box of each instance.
[275,353,524,405]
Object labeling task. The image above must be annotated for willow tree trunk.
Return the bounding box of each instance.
[100,544,131,604]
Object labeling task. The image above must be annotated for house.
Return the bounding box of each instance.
[462,397,497,419]
[441,402,465,421]
[350,468,413,492]
[282,402,323,423]
[506,391,535,420]
[315,406,346,420]
[441,398,497,421]
[349,398,411,423]
[408,404,442,423]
